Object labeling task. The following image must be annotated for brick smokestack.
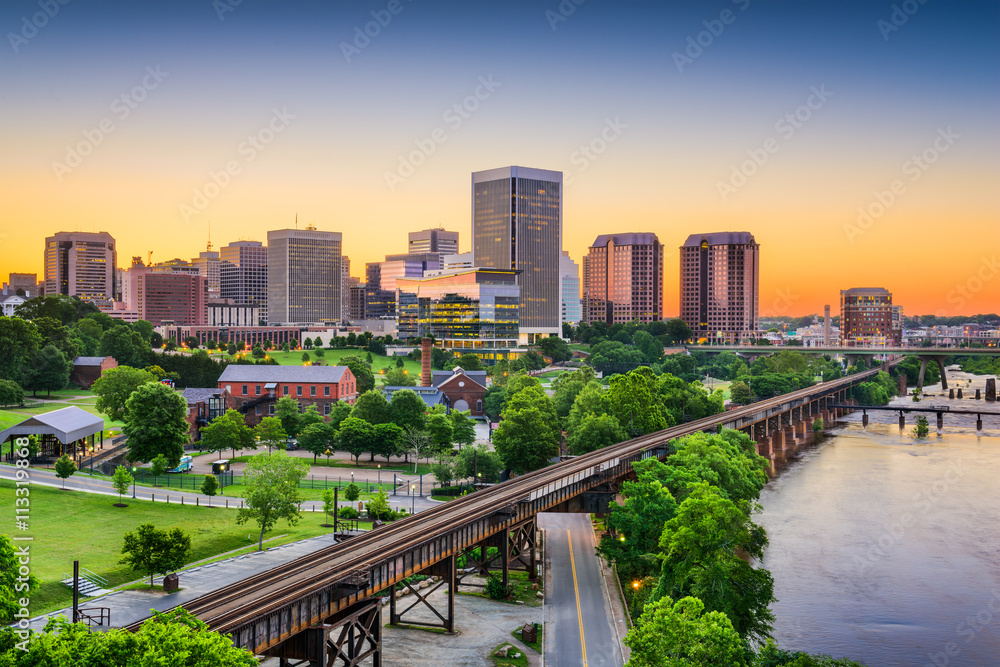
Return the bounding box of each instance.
[421,337,432,387]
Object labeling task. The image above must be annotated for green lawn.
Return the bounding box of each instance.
[0,479,350,616]
[225,348,423,379]
[226,454,434,476]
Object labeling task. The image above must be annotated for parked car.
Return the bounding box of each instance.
[285,438,299,451]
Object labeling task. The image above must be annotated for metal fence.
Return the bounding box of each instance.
[120,469,397,492]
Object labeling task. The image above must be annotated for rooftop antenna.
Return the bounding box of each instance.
[295,213,298,230]
[207,221,213,252]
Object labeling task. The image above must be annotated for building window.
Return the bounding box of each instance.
[255,405,261,415]
[324,386,330,397]
[324,403,332,415]
[296,386,302,396]
[269,404,275,415]
[226,385,231,394]
[255,385,261,396]
[310,386,316,397]
[284,385,289,395]
[242,385,248,396]
[477,399,483,413]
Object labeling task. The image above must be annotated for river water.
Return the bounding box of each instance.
[758,375,1000,667]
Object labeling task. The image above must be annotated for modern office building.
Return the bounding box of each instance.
[442,253,473,272]
[220,240,268,324]
[267,227,342,324]
[560,251,582,326]
[408,228,459,256]
[349,282,367,321]
[206,302,261,327]
[396,268,520,363]
[679,232,760,344]
[44,231,117,303]
[191,246,221,298]
[341,256,351,327]
[840,287,899,346]
[134,272,207,326]
[582,234,662,325]
[3,273,38,297]
[472,166,562,344]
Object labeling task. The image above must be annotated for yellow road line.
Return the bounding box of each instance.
[568,528,588,667]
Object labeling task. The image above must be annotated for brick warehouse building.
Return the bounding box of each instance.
[216,365,358,426]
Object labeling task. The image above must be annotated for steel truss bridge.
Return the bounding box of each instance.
[125,364,899,666]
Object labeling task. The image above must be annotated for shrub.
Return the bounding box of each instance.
[485,574,511,600]
[337,506,359,519]
[343,482,361,502]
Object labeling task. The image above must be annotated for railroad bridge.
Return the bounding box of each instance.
[126,365,895,666]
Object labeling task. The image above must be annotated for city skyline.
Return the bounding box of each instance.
[1,0,998,316]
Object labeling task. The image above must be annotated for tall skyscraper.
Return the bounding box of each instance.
[220,240,268,324]
[679,232,759,344]
[840,287,899,346]
[409,228,459,256]
[583,233,663,325]
[267,227,342,324]
[44,231,117,303]
[472,165,562,343]
[191,246,221,298]
[341,256,351,325]
[560,250,582,326]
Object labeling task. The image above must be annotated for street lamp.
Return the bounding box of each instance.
[411,484,416,514]
[377,464,381,487]
[131,467,137,499]
[325,448,331,468]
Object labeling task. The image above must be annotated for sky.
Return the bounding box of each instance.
[1,0,997,317]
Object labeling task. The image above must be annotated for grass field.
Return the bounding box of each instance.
[0,478,355,616]
[226,454,434,476]
[0,386,124,435]
[226,348,424,379]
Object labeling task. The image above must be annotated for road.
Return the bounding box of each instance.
[539,513,623,667]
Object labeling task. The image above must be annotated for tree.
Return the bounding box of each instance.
[567,413,627,455]
[314,347,325,359]
[123,382,190,467]
[54,454,76,489]
[380,366,415,386]
[395,356,405,368]
[25,344,72,396]
[351,389,392,424]
[299,403,324,432]
[338,417,375,464]
[301,352,310,364]
[426,411,454,451]
[624,596,749,667]
[552,367,595,421]
[0,315,41,384]
[201,474,219,496]
[655,482,775,644]
[368,337,387,356]
[913,416,930,438]
[227,342,238,356]
[92,366,158,423]
[99,325,147,368]
[199,409,254,460]
[33,316,78,359]
[322,489,337,526]
[390,389,427,431]
[0,535,39,624]
[483,386,507,420]
[111,465,134,506]
[730,380,752,405]
[254,416,287,454]
[664,318,693,343]
[431,346,455,370]
[340,355,375,394]
[303,337,313,349]
[607,367,671,437]
[450,410,476,448]
[633,330,663,364]
[0,378,24,406]
[235,452,310,550]
[453,444,503,483]
[298,421,335,463]
[538,335,572,363]
[275,396,302,438]
[432,457,454,485]
[344,481,361,502]
[150,454,168,487]
[402,427,434,473]
[492,385,560,475]
[367,488,392,520]
[120,523,192,588]
[251,343,265,359]
[371,422,403,462]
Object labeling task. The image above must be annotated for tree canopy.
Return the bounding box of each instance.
[235,452,309,550]
[123,382,189,467]
[92,366,158,422]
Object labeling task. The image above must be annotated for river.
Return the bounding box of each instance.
[758,374,1000,667]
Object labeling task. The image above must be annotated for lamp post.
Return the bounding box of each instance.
[131,467,137,499]
[377,464,381,487]
[411,484,416,514]
[325,448,331,469]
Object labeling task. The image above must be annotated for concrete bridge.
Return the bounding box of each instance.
[690,346,1000,390]
[123,365,898,666]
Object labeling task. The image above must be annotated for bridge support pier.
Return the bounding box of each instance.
[917,356,949,390]
[987,379,997,402]
[899,412,905,430]
[862,411,869,428]
[264,598,383,667]
[937,412,944,431]
[388,554,456,634]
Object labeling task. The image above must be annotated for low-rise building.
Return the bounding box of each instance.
[217,365,359,426]
[70,356,118,389]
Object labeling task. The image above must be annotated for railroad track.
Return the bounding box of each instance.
[127,364,889,634]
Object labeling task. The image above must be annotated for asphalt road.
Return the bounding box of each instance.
[539,513,623,667]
